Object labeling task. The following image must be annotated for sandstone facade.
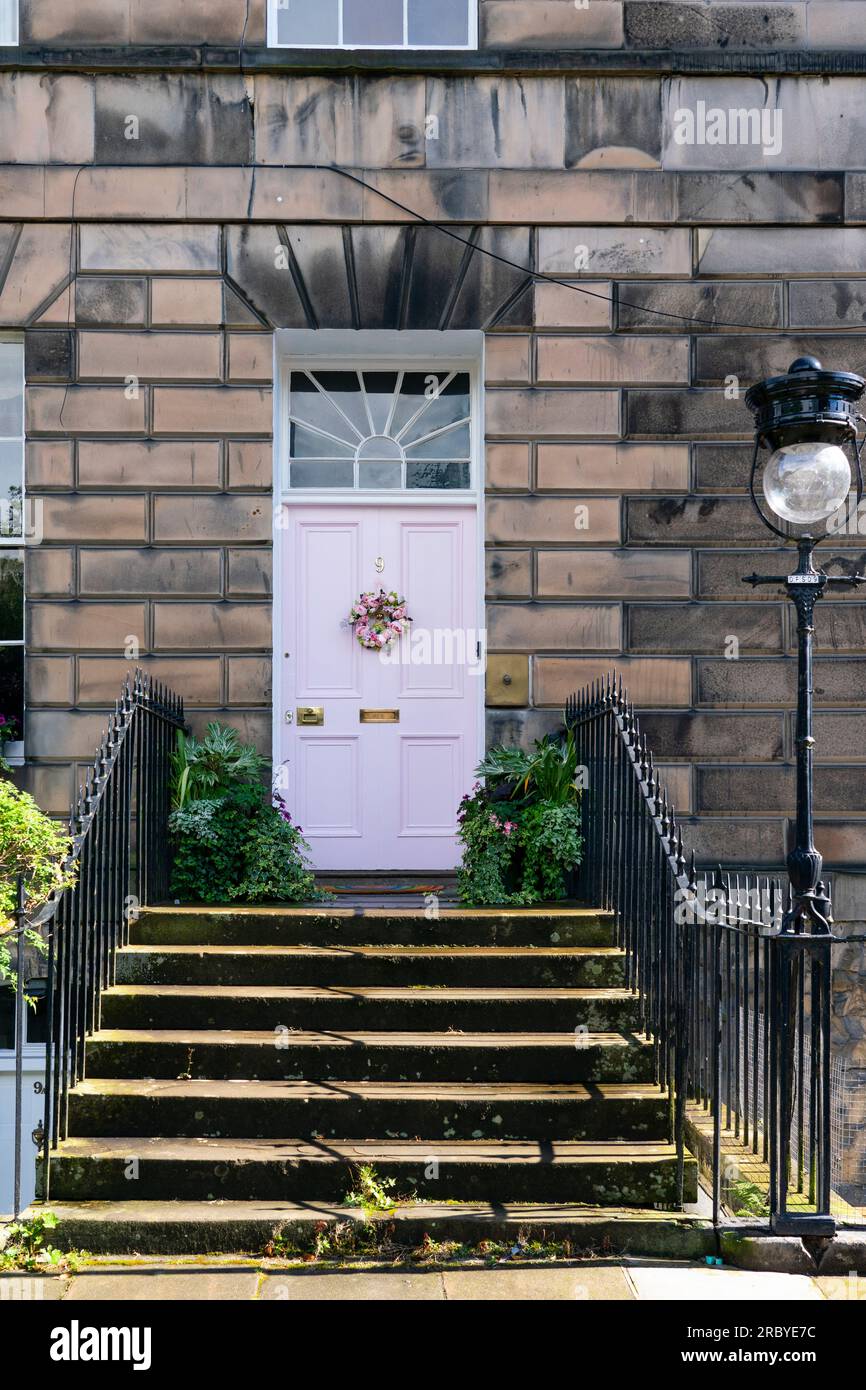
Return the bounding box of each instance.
[0,3,865,883]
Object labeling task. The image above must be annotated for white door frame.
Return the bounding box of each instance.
[271,330,486,830]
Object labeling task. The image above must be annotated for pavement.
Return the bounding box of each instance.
[1,1258,864,1300]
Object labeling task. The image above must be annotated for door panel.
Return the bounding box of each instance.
[398,520,463,697]
[281,504,479,870]
[400,736,463,835]
[297,735,362,838]
[295,521,361,697]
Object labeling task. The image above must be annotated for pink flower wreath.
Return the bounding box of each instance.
[347,589,412,651]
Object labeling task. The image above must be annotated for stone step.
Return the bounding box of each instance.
[116,944,626,988]
[99,984,642,1033]
[135,907,614,948]
[84,1028,655,1083]
[68,1078,670,1141]
[45,1137,697,1207]
[39,1200,714,1259]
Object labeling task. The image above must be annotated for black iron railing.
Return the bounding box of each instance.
[567,675,835,1233]
[16,673,185,1207]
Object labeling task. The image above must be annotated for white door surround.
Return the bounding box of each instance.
[272,331,485,872]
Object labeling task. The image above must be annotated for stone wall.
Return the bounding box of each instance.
[1,45,866,866]
[11,0,866,54]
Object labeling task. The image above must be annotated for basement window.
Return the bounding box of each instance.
[0,1,17,45]
[269,0,476,50]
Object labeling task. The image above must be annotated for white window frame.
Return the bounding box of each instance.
[275,329,483,506]
[0,0,18,46]
[268,0,477,51]
[0,336,25,760]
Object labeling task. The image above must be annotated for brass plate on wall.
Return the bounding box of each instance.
[485,654,529,707]
[297,706,324,725]
[360,709,400,723]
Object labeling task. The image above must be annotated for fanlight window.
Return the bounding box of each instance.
[287,369,472,491]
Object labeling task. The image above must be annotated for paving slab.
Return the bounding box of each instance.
[0,1274,68,1301]
[816,1275,866,1301]
[64,1268,261,1301]
[258,1271,445,1300]
[625,1259,823,1301]
[442,1263,634,1300]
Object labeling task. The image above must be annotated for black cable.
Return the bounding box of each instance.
[320,163,782,333]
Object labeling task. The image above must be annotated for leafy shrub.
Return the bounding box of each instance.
[170,722,270,810]
[456,731,583,907]
[169,782,319,905]
[519,801,583,903]
[236,799,319,904]
[476,727,579,805]
[0,780,75,989]
[456,786,523,906]
[169,786,257,904]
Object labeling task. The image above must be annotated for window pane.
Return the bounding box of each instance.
[359,461,402,488]
[388,373,437,438]
[290,460,355,488]
[0,440,22,539]
[0,551,23,639]
[361,373,399,432]
[290,373,360,448]
[290,423,354,458]
[404,422,471,460]
[0,646,24,729]
[308,372,369,438]
[276,0,339,44]
[0,342,23,437]
[408,0,469,45]
[399,380,471,446]
[343,0,403,45]
[407,461,470,489]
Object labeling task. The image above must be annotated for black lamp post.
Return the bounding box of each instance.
[744,356,866,1234]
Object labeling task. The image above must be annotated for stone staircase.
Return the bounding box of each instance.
[43,901,703,1255]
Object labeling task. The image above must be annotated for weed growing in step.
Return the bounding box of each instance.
[343,1164,407,1214]
[0,1212,89,1273]
[263,1219,614,1267]
[266,1219,388,1262]
[727,1179,771,1219]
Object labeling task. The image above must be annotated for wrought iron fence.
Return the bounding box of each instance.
[566,674,841,1233]
[10,673,185,1211]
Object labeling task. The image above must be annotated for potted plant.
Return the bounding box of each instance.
[456,729,583,907]
[168,722,325,905]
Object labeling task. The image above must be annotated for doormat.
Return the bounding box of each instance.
[318,882,446,895]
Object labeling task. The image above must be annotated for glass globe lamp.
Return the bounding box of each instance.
[761,440,852,525]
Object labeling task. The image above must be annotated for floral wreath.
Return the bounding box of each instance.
[347,589,412,650]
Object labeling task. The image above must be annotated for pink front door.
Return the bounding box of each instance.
[280,504,481,871]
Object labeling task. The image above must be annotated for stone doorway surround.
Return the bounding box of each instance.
[13,218,530,821]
